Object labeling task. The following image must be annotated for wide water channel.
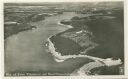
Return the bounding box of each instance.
[5,12,92,75]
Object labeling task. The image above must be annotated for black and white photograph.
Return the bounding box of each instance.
[3,0,125,77]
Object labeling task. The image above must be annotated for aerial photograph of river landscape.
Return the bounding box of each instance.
[4,1,124,76]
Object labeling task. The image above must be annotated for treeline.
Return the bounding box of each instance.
[66,8,124,61]
[59,8,124,75]
[86,9,124,61]
[4,12,39,39]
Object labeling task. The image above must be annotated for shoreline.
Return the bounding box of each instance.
[57,21,73,29]
[47,22,122,63]
[47,32,122,75]
[4,24,36,39]
[46,19,123,75]
[47,22,101,62]
[47,36,105,62]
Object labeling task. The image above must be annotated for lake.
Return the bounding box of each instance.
[4,12,92,75]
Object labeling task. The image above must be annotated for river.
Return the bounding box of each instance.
[5,12,93,75]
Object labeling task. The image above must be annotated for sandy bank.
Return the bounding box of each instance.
[46,20,122,75]
[58,21,73,28]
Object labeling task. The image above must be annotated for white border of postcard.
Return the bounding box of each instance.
[0,0,128,79]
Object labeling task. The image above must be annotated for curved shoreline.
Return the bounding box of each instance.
[46,20,122,75]
[47,33,122,75]
[47,36,105,62]
[48,22,103,62]
[57,21,73,28]
[47,22,122,63]
[70,61,105,76]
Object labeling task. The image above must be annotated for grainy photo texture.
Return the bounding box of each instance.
[4,1,124,76]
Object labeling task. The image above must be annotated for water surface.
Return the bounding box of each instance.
[5,12,92,75]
